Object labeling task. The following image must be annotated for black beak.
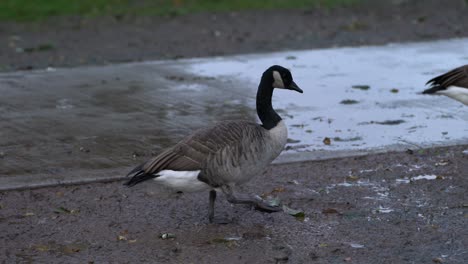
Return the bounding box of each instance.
[288,81,303,93]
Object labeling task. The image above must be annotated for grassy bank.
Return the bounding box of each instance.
[0,0,358,21]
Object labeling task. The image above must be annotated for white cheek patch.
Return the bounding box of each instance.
[272,71,285,88]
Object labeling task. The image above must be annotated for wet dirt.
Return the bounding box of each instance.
[0,145,467,263]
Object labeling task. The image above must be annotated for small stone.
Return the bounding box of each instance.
[160,233,176,239]
[79,147,90,153]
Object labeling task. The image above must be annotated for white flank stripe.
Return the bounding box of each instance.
[438,86,468,105]
[154,170,211,192]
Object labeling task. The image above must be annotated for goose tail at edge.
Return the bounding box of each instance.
[422,85,445,94]
[124,162,157,187]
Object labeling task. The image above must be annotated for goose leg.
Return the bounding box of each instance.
[221,185,282,212]
[208,190,231,224]
[208,190,216,223]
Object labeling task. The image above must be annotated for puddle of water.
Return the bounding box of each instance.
[182,38,468,153]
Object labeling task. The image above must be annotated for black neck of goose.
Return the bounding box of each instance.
[257,75,281,130]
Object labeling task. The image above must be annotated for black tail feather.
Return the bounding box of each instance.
[422,85,445,94]
[124,171,157,187]
[126,161,145,177]
[124,162,158,187]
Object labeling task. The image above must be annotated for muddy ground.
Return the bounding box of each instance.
[1,0,468,71]
[1,0,468,263]
[1,146,467,263]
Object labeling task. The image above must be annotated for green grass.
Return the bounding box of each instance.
[0,0,358,22]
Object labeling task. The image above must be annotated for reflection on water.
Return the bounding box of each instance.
[0,63,255,177]
[1,38,467,181]
[182,38,468,153]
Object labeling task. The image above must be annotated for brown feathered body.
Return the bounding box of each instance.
[125,120,287,190]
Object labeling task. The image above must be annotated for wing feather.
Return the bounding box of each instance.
[124,120,265,186]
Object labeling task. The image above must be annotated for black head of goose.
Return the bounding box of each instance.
[423,65,468,105]
[124,65,302,223]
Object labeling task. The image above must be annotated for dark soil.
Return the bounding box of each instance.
[1,145,467,263]
[1,0,468,71]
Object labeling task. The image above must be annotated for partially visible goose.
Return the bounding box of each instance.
[125,65,303,223]
[423,65,468,105]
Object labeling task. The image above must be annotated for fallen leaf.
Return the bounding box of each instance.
[79,147,90,153]
[283,205,305,218]
[349,243,365,248]
[416,16,427,23]
[346,175,359,181]
[287,138,301,143]
[34,244,51,252]
[374,119,406,125]
[323,137,331,145]
[128,239,137,244]
[390,88,399,93]
[117,235,127,241]
[351,85,370,90]
[272,187,285,193]
[322,208,340,214]
[54,207,72,214]
[343,21,369,31]
[265,196,281,207]
[334,136,362,142]
[62,244,82,254]
[340,99,359,105]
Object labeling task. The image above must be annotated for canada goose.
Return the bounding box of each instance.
[125,65,302,223]
[423,65,468,105]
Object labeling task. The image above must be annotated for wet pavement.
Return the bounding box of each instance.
[1,38,467,190]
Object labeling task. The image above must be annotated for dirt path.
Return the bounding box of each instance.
[1,0,468,72]
[1,145,467,263]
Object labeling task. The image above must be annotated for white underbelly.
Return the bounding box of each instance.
[439,86,468,105]
[154,170,211,192]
